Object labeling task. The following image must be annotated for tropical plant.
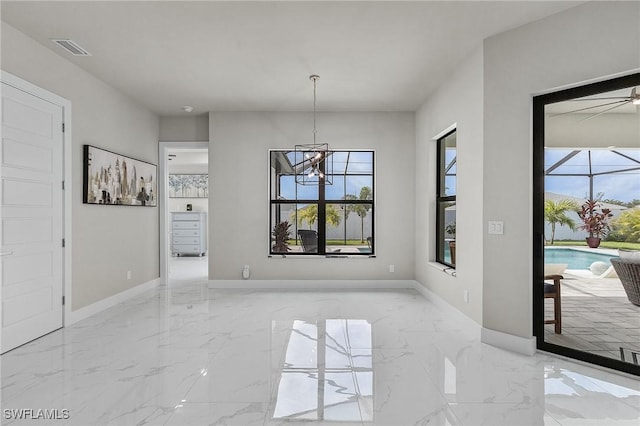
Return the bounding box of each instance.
[272,221,292,253]
[577,199,613,239]
[608,208,640,243]
[348,186,372,243]
[338,195,358,244]
[445,221,456,238]
[294,204,318,229]
[341,194,358,221]
[544,199,578,245]
[293,204,341,229]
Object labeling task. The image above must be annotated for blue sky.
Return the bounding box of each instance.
[280,151,374,200]
[545,149,640,202]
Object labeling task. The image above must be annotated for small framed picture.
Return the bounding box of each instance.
[168,174,208,198]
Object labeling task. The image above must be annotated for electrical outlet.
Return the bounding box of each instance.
[389,264,395,273]
[488,221,504,235]
[464,290,470,304]
[127,270,132,280]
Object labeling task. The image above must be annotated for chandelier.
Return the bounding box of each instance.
[294,75,333,185]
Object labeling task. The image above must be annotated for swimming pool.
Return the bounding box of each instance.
[544,248,615,270]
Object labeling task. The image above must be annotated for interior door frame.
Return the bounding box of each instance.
[532,71,640,376]
[1,70,73,326]
[158,141,209,286]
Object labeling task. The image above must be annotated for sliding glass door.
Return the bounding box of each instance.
[533,73,640,376]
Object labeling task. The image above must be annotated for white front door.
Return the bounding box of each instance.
[1,82,64,353]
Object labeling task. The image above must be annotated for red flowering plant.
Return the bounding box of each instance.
[577,199,613,239]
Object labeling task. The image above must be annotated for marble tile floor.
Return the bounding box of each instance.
[168,254,209,285]
[1,265,639,425]
[544,274,640,362]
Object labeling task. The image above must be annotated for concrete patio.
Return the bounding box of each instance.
[544,271,640,364]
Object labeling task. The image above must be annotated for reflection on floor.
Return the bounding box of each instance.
[272,319,374,421]
[169,254,208,285]
[2,275,639,425]
[544,272,640,363]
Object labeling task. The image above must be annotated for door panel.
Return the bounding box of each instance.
[3,96,54,138]
[3,177,53,206]
[3,287,53,326]
[3,252,53,288]
[2,138,54,172]
[2,217,53,245]
[1,82,63,353]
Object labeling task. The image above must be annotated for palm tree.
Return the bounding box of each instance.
[544,199,578,245]
[350,186,372,243]
[294,204,318,229]
[293,204,341,229]
[340,194,358,244]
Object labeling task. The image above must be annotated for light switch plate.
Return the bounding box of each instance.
[488,221,504,235]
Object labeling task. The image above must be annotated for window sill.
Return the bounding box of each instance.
[269,254,375,259]
[427,261,456,277]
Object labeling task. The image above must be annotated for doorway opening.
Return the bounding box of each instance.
[533,72,640,376]
[159,142,209,286]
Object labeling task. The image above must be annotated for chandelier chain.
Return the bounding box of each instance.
[294,74,331,185]
[311,75,319,145]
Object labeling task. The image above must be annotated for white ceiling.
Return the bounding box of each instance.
[2,1,583,116]
[546,87,640,115]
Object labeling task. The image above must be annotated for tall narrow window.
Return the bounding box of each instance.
[270,150,374,256]
[436,130,457,267]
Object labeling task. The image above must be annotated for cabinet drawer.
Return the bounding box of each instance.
[173,244,202,254]
[173,236,201,245]
[173,221,200,229]
[172,213,202,221]
[173,229,200,237]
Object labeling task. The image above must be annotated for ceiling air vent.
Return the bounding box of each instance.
[51,39,91,56]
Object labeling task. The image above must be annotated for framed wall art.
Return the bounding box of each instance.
[168,174,208,198]
[83,145,157,206]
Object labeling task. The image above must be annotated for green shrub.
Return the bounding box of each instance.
[608,208,640,243]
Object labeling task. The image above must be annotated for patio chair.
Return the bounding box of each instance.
[543,274,563,334]
[298,229,318,253]
[611,258,640,306]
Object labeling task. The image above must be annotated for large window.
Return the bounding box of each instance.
[270,150,374,256]
[436,130,456,267]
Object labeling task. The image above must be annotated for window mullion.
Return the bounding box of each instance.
[318,160,327,255]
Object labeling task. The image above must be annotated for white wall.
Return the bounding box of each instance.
[1,23,160,310]
[168,198,208,214]
[482,1,640,338]
[167,162,208,175]
[415,46,484,324]
[159,115,209,142]
[209,111,415,280]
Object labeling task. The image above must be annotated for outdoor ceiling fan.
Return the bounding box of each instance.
[550,86,640,120]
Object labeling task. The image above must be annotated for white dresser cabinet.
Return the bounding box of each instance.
[171,212,207,256]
